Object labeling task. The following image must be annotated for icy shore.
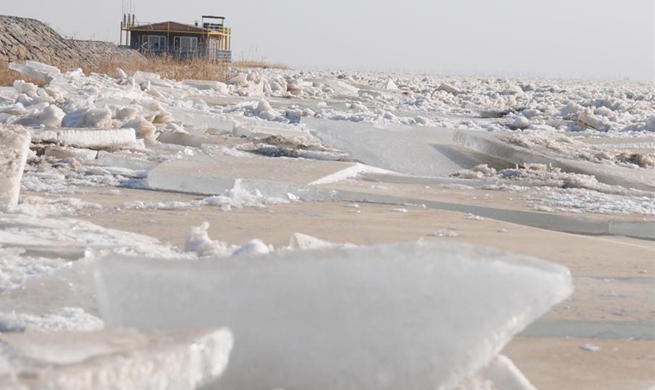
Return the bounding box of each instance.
[0,61,653,389]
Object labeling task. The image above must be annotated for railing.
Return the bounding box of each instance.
[121,44,232,62]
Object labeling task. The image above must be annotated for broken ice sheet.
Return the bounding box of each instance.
[95,242,572,390]
[0,328,233,390]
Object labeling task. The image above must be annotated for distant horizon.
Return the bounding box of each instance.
[1,0,653,82]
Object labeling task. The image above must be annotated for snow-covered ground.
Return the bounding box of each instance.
[0,61,653,390]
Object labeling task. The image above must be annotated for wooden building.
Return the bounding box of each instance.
[120,15,232,62]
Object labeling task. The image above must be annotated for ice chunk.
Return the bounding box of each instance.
[45,146,98,161]
[12,80,38,96]
[454,130,655,192]
[511,115,531,129]
[577,109,606,130]
[147,153,369,199]
[231,239,270,257]
[227,73,248,86]
[62,107,113,128]
[0,126,31,206]
[96,242,572,390]
[157,131,233,148]
[12,103,65,127]
[8,61,61,83]
[385,79,399,90]
[184,222,229,257]
[288,233,341,250]
[32,128,137,149]
[0,328,233,390]
[97,151,158,170]
[303,117,502,177]
[25,60,62,77]
[121,117,157,146]
[164,106,237,132]
[182,79,229,94]
[438,82,461,94]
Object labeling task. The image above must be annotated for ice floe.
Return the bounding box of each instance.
[95,242,572,390]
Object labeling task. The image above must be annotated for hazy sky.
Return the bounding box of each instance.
[1,0,653,80]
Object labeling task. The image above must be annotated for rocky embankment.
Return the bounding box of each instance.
[0,15,142,65]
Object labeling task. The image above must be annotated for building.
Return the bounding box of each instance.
[120,15,232,62]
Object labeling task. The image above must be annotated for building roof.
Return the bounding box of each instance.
[127,21,207,33]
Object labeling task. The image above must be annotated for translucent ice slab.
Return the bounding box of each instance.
[303,117,506,176]
[8,61,61,83]
[0,125,30,206]
[32,128,137,149]
[0,328,233,390]
[95,242,572,390]
[454,130,655,192]
[147,154,387,199]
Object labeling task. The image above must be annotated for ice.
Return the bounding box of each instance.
[31,128,138,149]
[147,153,373,199]
[121,117,157,145]
[385,79,399,90]
[0,125,31,206]
[303,117,504,177]
[0,328,233,390]
[10,103,65,127]
[438,82,461,94]
[184,222,229,257]
[45,145,98,161]
[227,73,248,86]
[231,239,270,257]
[62,106,114,128]
[288,233,342,250]
[97,151,158,170]
[157,130,233,148]
[453,130,655,192]
[577,109,606,130]
[0,307,103,332]
[12,80,38,96]
[456,355,537,390]
[182,79,229,94]
[95,242,572,390]
[164,106,237,132]
[8,61,61,83]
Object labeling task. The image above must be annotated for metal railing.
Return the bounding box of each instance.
[120,45,232,62]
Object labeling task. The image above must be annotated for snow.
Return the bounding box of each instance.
[95,242,572,390]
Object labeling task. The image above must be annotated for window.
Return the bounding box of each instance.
[143,35,166,51]
[177,36,198,53]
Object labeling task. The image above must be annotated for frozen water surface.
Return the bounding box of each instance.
[96,242,572,390]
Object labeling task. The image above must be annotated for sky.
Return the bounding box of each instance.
[1,0,653,80]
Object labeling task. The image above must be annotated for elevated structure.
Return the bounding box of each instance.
[120,15,231,62]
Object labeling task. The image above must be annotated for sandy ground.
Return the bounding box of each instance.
[26,185,655,390]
